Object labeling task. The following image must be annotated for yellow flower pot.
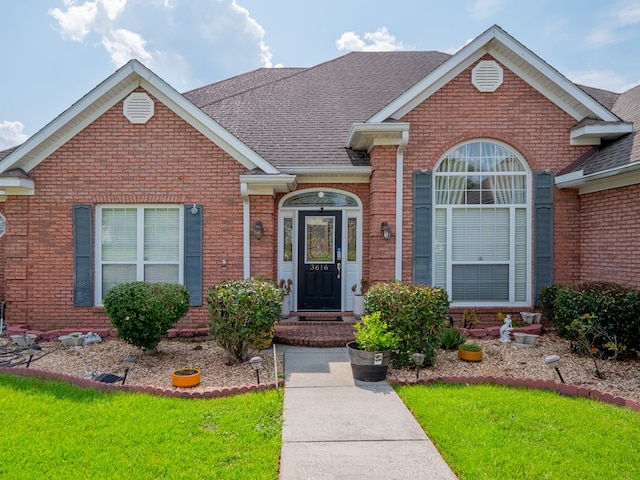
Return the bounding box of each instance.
[458,347,483,362]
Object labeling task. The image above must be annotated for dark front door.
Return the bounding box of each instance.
[298,211,342,310]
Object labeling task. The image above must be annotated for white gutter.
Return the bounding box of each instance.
[555,161,640,189]
[243,197,251,279]
[395,130,409,281]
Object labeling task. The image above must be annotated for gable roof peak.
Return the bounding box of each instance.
[369,24,621,125]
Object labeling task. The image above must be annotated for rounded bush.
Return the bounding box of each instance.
[364,282,450,368]
[207,278,282,362]
[103,282,190,351]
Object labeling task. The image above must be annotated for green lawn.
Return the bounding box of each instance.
[0,374,282,480]
[396,383,640,480]
[4,373,640,480]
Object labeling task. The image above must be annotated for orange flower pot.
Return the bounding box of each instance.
[171,368,201,387]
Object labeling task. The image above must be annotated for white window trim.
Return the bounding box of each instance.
[95,205,184,304]
[433,139,532,307]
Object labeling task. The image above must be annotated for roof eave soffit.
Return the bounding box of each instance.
[569,123,634,145]
[345,123,410,151]
[369,25,620,125]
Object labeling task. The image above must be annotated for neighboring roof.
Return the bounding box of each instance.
[578,85,621,111]
[556,84,640,191]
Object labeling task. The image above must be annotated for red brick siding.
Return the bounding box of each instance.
[371,56,592,298]
[274,183,371,281]
[580,185,640,287]
[250,195,277,279]
[368,147,398,283]
[4,91,247,330]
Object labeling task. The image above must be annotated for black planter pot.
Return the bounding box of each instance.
[346,341,391,382]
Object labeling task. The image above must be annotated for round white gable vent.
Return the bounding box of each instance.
[472,60,503,92]
[123,92,155,124]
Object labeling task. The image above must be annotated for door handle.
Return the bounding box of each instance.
[336,248,342,279]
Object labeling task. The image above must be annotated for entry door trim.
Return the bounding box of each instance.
[277,188,363,313]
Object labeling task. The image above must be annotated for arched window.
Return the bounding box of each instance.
[434,141,529,304]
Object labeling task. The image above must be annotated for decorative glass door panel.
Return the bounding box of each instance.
[298,211,342,310]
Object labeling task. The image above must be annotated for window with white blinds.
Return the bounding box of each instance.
[97,206,183,300]
[434,141,529,304]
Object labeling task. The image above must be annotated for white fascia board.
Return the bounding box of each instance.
[0,176,35,196]
[569,123,634,145]
[240,174,297,196]
[2,60,279,176]
[486,29,621,122]
[555,161,640,192]
[1,61,143,173]
[138,71,279,175]
[369,49,484,123]
[370,25,620,124]
[554,170,584,188]
[345,122,410,151]
[279,166,372,184]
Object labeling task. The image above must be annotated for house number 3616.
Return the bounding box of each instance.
[309,264,329,271]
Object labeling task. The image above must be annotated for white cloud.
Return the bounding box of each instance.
[467,0,503,20]
[568,69,639,93]
[49,0,99,42]
[100,0,127,21]
[102,28,153,67]
[230,0,273,67]
[336,27,406,52]
[615,2,640,25]
[46,0,277,87]
[0,121,29,150]
[586,1,640,48]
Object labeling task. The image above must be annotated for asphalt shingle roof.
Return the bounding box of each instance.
[183,51,451,169]
[576,84,640,176]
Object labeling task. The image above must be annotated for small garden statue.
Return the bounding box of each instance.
[500,315,513,343]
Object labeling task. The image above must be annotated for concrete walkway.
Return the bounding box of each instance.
[279,347,458,479]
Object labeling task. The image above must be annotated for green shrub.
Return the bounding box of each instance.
[353,311,400,351]
[103,282,190,351]
[537,284,562,323]
[207,278,282,362]
[550,282,640,356]
[440,327,466,350]
[364,282,450,368]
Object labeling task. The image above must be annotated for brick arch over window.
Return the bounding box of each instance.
[412,139,551,306]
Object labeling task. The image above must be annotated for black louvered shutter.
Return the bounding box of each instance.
[533,171,554,306]
[184,204,203,306]
[73,205,93,306]
[413,171,432,284]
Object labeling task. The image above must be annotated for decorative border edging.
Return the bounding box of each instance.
[0,366,283,399]
[5,324,211,342]
[388,375,640,412]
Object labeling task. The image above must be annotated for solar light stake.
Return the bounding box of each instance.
[545,355,565,384]
[412,352,426,381]
[26,344,42,368]
[121,356,136,385]
[250,356,263,384]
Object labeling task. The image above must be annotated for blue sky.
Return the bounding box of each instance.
[1,0,639,150]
